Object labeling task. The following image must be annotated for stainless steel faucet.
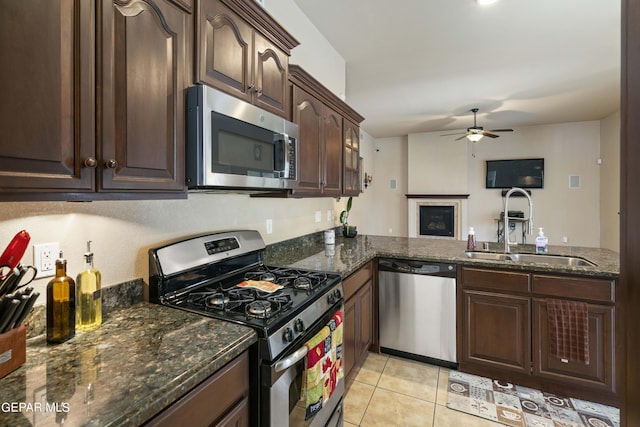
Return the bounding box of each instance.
[503,187,534,253]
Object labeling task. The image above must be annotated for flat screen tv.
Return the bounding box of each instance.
[485,158,544,189]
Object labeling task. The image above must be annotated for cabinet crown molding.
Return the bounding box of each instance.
[289,64,364,124]
[220,0,299,53]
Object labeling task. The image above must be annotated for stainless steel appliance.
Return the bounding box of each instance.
[378,258,457,368]
[186,85,299,191]
[149,230,344,427]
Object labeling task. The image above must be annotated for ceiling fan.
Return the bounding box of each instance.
[442,108,513,142]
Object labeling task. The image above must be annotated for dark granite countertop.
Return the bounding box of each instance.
[265,234,619,279]
[0,303,256,427]
[0,233,617,427]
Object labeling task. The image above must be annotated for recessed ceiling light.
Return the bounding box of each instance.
[476,0,498,5]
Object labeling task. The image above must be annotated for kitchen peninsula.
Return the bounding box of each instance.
[0,233,619,425]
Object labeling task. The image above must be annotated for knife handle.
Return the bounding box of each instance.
[0,299,20,334]
[11,293,38,330]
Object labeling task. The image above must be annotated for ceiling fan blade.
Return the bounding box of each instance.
[440,132,466,136]
[485,129,514,133]
[455,135,468,141]
[481,132,500,138]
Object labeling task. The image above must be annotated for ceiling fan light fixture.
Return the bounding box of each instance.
[476,0,498,6]
[467,133,484,142]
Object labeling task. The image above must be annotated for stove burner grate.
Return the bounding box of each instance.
[188,288,256,312]
[244,293,292,319]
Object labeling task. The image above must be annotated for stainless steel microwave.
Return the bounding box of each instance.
[186,85,298,191]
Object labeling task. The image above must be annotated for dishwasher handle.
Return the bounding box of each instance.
[378,258,457,277]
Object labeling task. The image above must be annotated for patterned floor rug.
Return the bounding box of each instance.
[446,371,620,427]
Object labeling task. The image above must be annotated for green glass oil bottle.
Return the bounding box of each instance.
[76,241,102,331]
[46,251,76,343]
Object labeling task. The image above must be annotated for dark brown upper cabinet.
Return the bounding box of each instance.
[0,0,192,201]
[290,86,343,197]
[343,119,362,196]
[196,0,298,118]
[288,65,364,198]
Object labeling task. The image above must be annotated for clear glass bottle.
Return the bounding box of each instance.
[76,241,102,331]
[46,251,76,343]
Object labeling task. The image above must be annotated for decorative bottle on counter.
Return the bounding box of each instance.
[76,240,102,331]
[46,251,76,343]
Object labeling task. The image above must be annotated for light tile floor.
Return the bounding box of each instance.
[344,352,505,427]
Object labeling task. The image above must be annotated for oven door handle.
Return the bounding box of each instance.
[274,346,308,373]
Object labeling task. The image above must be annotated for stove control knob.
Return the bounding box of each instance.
[333,289,342,300]
[294,319,305,333]
[283,328,294,343]
[327,293,336,305]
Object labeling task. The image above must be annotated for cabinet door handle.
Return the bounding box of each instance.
[255,87,262,95]
[83,157,98,168]
[247,84,255,93]
[105,159,119,169]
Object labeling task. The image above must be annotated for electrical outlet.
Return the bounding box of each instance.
[326,210,332,222]
[266,219,273,234]
[33,242,59,279]
[315,211,321,223]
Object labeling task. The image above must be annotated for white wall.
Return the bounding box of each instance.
[407,134,468,194]
[365,136,409,236]
[368,121,607,247]
[262,0,346,98]
[349,129,377,234]
[600,112,620,252]
[0,0,349,305]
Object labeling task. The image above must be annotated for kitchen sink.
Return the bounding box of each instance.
[510,253,597,267]
[464,252,514,261]
[464,251,597,267]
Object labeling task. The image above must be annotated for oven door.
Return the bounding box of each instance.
[262,303,344,427]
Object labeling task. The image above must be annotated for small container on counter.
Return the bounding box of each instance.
[324,229,335,245]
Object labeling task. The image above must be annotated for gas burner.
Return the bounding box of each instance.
[206,293,230,310]
[246,300,274,319]
[245,270,277,282]
[293,276,312,290]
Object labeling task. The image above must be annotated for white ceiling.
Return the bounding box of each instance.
[292,0,620,138]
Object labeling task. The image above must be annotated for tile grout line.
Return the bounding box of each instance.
[432,367,442,427]
[357,354,390,426]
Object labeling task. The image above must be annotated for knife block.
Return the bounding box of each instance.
[0,325,26,378]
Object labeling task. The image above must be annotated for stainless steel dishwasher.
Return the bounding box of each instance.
[378,258,457,368]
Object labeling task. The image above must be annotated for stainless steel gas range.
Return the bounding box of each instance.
[148,230,344,427]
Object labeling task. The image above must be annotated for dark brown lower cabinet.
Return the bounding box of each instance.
[343,261,374,389]
[145,351,249,427]
[532,299,615,394]
[461,289,531,375]
[459,267,618,406]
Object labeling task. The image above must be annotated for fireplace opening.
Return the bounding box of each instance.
[419,205,455,237]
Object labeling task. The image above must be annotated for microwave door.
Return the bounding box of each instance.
[211,111,277,177]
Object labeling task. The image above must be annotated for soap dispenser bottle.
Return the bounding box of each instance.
[46,250,76,343]
[467,227,477,250]
[76,241,102,332]
[535,228,548,253]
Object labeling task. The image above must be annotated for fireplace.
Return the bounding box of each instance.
[420,205,455,237]
[407,195,468,240]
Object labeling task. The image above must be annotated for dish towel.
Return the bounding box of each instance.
[546,298,590,364]
[304,310,344,420]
